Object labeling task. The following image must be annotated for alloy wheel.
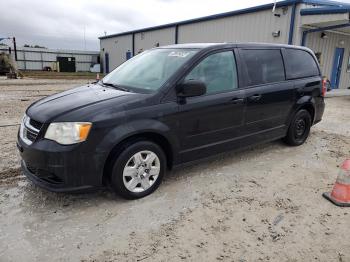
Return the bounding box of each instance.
[122,150,160,193]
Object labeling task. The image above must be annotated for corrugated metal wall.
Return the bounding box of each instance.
[99,3,350,89]
[306,31,350,89]
[100,6,292,72]
[134,27,176,54]
[100,34,132,71]
[178,7,291,44]
[0,47,99,72]
[293,4,308,45]
[292,3,350,45]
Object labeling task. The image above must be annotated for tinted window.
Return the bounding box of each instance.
[185,51,238,94]
[284,49,319,79]
[240,49,285,86]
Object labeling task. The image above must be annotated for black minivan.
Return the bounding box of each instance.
[17,43,325,199]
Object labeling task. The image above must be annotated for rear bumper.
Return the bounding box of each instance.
[313,97,325,125]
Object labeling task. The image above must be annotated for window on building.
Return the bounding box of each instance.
[284,49,319,79]
[240,49,285,86]
[347,53,350,73]
[185,51,238,94]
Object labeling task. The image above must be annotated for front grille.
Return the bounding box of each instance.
[26,128,38,142]
[29,119,43,130]
[20,115,42,145]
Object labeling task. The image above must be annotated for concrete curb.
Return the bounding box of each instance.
[325,89,350,98]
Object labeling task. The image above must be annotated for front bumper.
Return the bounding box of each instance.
[21,160,96,193]
[17,136,106,193]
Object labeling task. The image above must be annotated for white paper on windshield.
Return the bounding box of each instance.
[168,51,191,58]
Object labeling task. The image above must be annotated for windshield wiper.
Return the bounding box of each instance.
[100,81,129,92]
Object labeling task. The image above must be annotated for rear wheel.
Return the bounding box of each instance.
[283,109,312,146]
[109,140,166,199]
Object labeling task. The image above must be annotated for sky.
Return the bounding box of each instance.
[1,0,349,51]
[0,0,281,51]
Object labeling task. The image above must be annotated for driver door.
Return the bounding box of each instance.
[177,50,246,163]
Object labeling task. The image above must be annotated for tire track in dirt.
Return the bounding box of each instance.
[0,168,23,187]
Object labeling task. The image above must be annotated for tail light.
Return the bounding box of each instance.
[321,78,327,97]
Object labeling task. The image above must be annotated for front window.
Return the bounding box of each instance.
[102,48,198,93]
[184,51,238,95]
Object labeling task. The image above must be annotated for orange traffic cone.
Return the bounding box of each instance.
[323,159,350,207]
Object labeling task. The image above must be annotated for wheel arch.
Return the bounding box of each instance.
[288,97,316,127]
[101,129,176,186]
[299,103,315,124]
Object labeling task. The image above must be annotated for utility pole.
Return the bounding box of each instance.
[83,26,86,51]
[12,37,17,61]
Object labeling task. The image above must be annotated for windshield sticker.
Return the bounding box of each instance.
[168,51,191,58]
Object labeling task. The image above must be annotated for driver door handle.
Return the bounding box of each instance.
[231,98,245,104]
[248,94,262,101]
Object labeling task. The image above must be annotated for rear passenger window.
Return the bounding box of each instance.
[185,51,238,94]
[284,49,319,79]
[240,49,285,86]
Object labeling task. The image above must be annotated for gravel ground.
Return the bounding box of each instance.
[0,78,350,261]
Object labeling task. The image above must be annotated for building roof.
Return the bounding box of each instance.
[99,0,350,40]
[301,5,350,15]
[0,46,99,55]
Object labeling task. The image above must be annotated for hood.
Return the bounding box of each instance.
[26,84,141,123]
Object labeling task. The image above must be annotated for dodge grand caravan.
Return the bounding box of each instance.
[17,43,325,199]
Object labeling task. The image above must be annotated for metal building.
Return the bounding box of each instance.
[99,0,350,89]
[0,46,99,72]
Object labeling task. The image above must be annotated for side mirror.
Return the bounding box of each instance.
[177,80,206,98]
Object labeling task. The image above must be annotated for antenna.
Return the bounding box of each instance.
[83,25,86,51]
[272,0,277,13]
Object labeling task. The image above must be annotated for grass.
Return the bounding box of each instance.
[20,70,105,80]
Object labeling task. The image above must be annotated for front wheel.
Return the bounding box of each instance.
[110,140,166,199]
[283,109,312,146]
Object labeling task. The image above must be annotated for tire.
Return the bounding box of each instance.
[109,140,166,199]
[283,109,312,146]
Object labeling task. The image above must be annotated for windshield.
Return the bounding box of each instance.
[102,48,198,93]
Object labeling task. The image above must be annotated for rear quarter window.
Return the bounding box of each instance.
[284,49,320,79]
[240,49,285,86]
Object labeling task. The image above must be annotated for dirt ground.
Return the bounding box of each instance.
[0,78,350,262]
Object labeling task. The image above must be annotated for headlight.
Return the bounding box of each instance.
[44,122,92,145]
